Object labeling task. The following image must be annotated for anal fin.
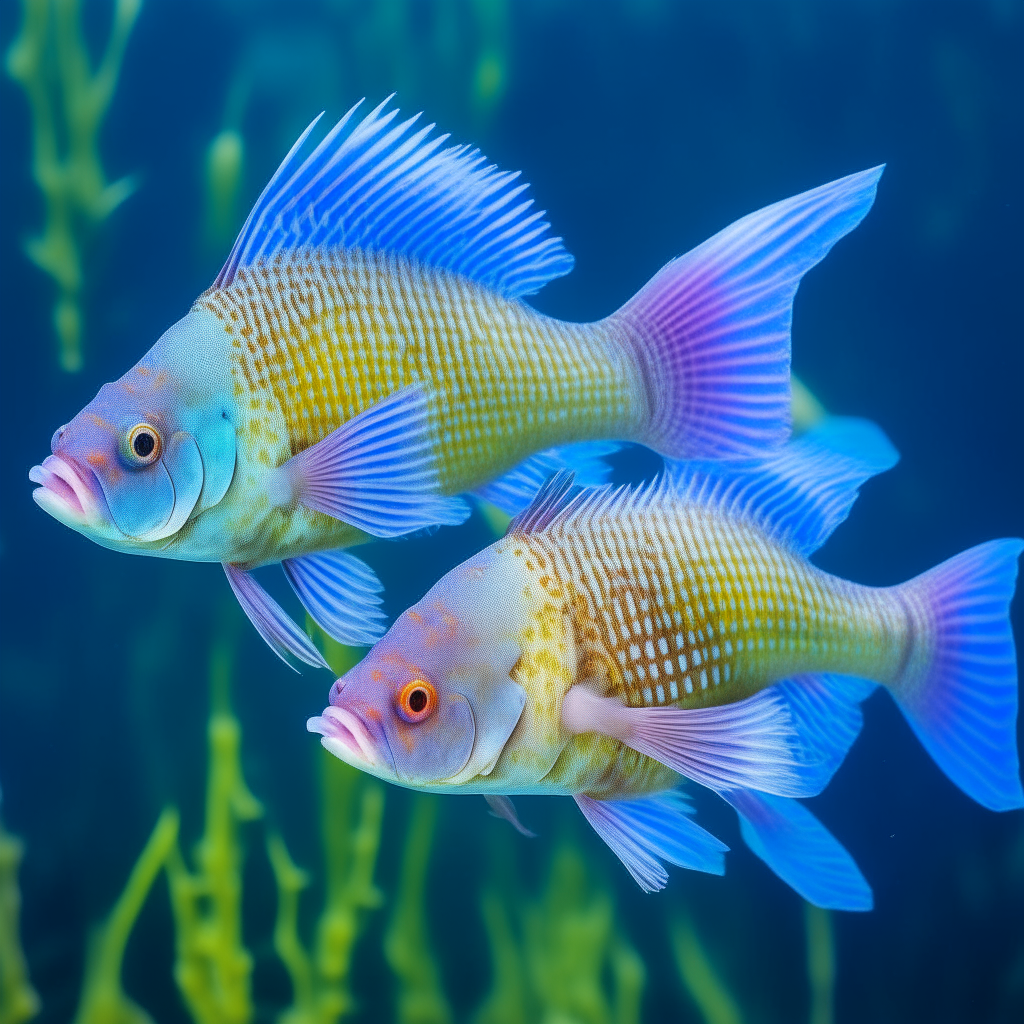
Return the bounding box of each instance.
[719,789,872,911]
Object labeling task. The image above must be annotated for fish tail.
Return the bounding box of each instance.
[892,539,1024,811]
[612,167,883,459]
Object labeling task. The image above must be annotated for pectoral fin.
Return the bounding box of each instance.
[276,386,470,538]
[561,684,809,796]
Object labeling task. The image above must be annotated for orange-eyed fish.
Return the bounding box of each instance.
[308,419,1023,909]
[30,96,885,670]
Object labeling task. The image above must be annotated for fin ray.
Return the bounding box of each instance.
[216,98,573,296]
[575,790,727,892]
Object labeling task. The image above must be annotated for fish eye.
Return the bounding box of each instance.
[124,423,162,466]
[396,678,436,724]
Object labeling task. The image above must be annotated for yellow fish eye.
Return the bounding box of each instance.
[396,678,436,723]
[125,423,162,466]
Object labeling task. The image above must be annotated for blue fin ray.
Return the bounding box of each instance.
[476,442,618,516]
[282,549,387,647]
[216,97,573,296]
[223,563,328,671]
[720,789,873,911]
[894,539,1024,811]
[575,790,727,892]
[279,386,471,538]
[666,416,899,555]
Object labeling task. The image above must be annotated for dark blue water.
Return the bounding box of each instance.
[1,2,1022,1022]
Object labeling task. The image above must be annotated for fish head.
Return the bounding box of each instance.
[30,309,236,550]
[309,546,531,789]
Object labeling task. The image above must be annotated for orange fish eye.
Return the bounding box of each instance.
[396,679,436,723]
[124,423,162,466]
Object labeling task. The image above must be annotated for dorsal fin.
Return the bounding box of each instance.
[506,470,579,537]
[666,416,899,555]
[215,96,574,296]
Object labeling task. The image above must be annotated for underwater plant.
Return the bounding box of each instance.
[670,914,743,1024]
[0,816,40,1024]
[164,637,263,1024]
[5,0,141,372]
[72,809,179,1024]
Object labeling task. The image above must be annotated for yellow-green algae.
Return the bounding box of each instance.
[73,809,179,1024]
[0,816,40,1024]
[476,839,646,1024]
[670,914,744,1024]
[805,903,835,1024]
[165,637,263,1024]
[384,796,454,1024]
[5,0,141,372]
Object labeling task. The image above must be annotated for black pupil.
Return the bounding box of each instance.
[133,431,155,458]
[408,688,428,713]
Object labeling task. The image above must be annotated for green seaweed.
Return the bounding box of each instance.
[384,796,453,1024]
[268,750,385,1024]
[0,816,40,1024]
[73,808,179,1024]
[165,637,263,1024]
[804,903,835,1024]
[5,0,141,372]
[670,914,744,1024]
[476,840,646,1024]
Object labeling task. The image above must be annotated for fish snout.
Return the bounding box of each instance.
[29,453,107,528]
[307,704,394,775]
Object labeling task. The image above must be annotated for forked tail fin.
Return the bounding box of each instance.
[614,166,883,458]
[894,539,1024,811]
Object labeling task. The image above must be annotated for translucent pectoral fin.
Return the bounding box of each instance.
[278,386,470,538]
[562,684,810,796]
[484,795,535,837]
[719,789,872,912]
[574,790,727,893]
[282,549,387,646]
[223,563,329,671]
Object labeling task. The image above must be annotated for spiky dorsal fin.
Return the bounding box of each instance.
[215,96,574,296]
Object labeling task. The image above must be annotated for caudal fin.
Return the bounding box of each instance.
[615,167,883,458]
[894,539,1024,811]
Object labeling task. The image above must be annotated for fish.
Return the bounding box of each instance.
[30,95,885,670]
[307,418,1024,909]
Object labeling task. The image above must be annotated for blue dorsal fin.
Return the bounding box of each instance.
[666,416,899,555]
[215,97,574,296]
[506,469,579,536]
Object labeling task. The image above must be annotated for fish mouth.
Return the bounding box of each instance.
[29,454,107,528]
[307,706,392,773]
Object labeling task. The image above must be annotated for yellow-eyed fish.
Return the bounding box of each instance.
[30,96,885,669]
[308,419,1023,909]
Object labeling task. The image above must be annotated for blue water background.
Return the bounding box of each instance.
[1,2,1022,1021]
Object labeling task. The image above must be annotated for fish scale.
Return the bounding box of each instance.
[197,249,643,496]
[514,502,910,712]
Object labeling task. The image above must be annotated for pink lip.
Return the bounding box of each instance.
[307,706,384,769]
[29,454,102,523]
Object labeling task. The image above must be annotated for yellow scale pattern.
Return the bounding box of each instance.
[520,503,910,712]
[196,250,645,495]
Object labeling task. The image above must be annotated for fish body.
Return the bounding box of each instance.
[196,249,641,566]
[30,96,886,666]
[310,419,1024,906]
